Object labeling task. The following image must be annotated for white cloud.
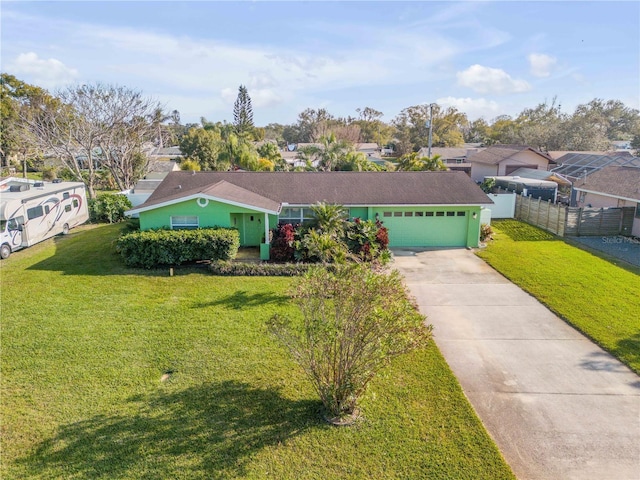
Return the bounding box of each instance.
[528,53,557,77]
[250,88,284,108]
[456,64,530,94]
[8,52,78,89]
[436,96,500,120]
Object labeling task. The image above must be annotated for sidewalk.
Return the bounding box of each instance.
[392,248,640,480]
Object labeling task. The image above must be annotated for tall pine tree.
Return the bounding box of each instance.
[233,85,254,135]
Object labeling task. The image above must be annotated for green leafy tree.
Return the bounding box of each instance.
[268,265,432,420]
[233,85,254,135]
[396,152,447,171]
[179,127,224,170]
[0,74,56,171]
[630,134,640,156]
[392,104,467,155]
[88,193,132,223]
[335,151,381,171]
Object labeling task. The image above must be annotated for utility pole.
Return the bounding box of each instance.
[427,103,435,158]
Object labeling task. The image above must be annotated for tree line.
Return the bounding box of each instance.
[2,73,639,198]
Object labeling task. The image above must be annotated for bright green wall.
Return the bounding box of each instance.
[371,206,481,248]
[139,198,482,249]
[139,198,276,247]
[348,207,368,220]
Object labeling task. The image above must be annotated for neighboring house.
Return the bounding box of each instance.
[550,154,640,182]
[121,160,180,208]
[416,146,485,176]
[126,171,493,259]
[466,145,553,183]
[573,165,640,237]
[148,146,183,160]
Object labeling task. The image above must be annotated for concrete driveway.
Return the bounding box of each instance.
[392,248,640,480]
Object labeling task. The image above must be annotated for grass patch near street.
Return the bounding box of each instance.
[1,224,514,479]
[477,220,640,374]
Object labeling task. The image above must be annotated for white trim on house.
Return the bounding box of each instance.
[572,187,639,204]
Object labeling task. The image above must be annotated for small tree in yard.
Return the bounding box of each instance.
[268,265,432,423]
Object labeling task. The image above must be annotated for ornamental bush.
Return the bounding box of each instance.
[269,203,391,265]
[116,227,239,268]
[89,193,132,224]
[268,265,432,422]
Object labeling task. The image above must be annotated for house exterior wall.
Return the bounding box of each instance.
[497,151,549,176]
[471,164,499,183]
[138,198,277,246]
[577,191,621,208]
[138,199,483,249]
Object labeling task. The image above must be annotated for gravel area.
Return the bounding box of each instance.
[571,236,640,267]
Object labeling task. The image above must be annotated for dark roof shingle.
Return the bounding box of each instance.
[467,145,552,165]
[573,166,640,201]
[131,171,492,212]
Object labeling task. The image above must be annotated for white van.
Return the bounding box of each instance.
[0,181,89,259]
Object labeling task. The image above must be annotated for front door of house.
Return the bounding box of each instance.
[231,213,263,246]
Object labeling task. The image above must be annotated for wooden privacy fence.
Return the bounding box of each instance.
[515,194,635,237]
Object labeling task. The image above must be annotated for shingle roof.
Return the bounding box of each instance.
[467,145,552,165]
[573,166,640,201]
[130,171,492,213]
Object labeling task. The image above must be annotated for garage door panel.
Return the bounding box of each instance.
[380,210,468,247]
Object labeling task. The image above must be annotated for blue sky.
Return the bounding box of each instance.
[2,1,639,125]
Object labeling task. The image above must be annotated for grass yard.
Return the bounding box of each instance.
[1,224,514,479]
[477,220,640,374]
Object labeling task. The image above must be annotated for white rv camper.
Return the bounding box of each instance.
[0,181,89,259]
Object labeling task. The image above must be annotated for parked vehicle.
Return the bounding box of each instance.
[0,181,89,259]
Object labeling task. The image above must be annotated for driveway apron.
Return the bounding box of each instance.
[392,248,640,480]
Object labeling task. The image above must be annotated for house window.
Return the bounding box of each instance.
[44,205,50,214]
[171,216,199,229]
[436,212,445,217]
[279,207,315,224]
[457,211,466,216]
[636,203,640,219]
[393,212,402,217]
[404,212,413,217]
[383,212,392,217]
[415,211,424,217]
[446,212,455,217]
[65,205,72,212]
[73,199,79,208]
[63,192,70,200]
[27,206,44,220]
[425,212,434,217]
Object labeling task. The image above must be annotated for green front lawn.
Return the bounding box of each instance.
[477,220,640,374]
[1,224,514,479]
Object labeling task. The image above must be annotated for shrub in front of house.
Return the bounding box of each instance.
[116,227,239,268]
[210,260,313,276]
[89,193,132,224]
[270,220,390,265]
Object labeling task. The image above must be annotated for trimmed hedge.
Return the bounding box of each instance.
[210,260,313,276]
[116,228,239,269]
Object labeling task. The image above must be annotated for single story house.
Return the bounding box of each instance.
[466,145,553,183]
[573,165,640,237]
[126,171,493,259]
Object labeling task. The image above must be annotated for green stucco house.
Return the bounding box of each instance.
[126,171,493,259]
